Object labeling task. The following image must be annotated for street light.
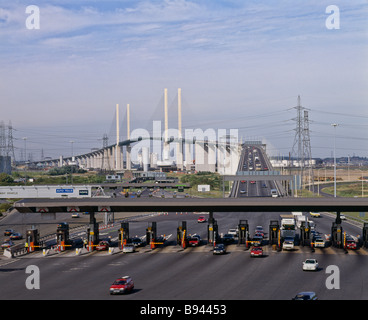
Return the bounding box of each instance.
[331,123,338,197]
[70,141,74,185]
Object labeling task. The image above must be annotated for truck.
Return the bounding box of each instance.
[296,215,306,229]
[280,215,296,239]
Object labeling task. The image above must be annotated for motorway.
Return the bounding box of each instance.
[1,145,368,301]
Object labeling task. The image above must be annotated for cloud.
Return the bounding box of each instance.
[0,0,367,158]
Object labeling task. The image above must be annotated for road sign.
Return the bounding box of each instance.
[36,207,49,213]
[98,206,111,212]
[67,206,80,212]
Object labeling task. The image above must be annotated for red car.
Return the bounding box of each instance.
[250,246,263,257]
[250,181,256,184]
[188,235,201,247]
[109,276,134,295]
[96,240,109,251]
[346,240,357,250]
[197,216,206,223]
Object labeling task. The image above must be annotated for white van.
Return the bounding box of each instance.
[271,189,278,198]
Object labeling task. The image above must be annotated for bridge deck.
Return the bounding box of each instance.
[13,197,368,213]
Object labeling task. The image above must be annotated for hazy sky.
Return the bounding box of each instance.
[1,0,367,161]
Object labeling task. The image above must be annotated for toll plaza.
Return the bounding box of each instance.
[300,221,311,247]
[119,222,129,249]
[87,212,100,251]
[56,222,70,251]
[331,212,343,248]
[177,221,187,248]
[269,220,280,249]
[238,220,249,247]
[146,221,157,249]
[26,228,40,252]
[207,212,220,245]
[362,223,368,248]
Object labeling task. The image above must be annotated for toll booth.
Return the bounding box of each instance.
[119,222,129,249]
[26,229,40,252]
[238,220,249,246]
[177,221,187,248]
[300,221,311,247]
[362,223,368,248]
[146,222,157,248]
[331,222,343,248]
[269,220,280,247]
[87,212,99,251]
[56,222,70,251]
[207,212,219,245]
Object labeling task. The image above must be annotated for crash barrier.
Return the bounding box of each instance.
[3,243,28,258]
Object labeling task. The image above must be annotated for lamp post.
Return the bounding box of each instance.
[70,140,74,185]
[331,123,338,198]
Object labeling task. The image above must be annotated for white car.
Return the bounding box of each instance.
[302,259,319,271]
[123,244,135,253]
[228,229,238,236]
[314,237,325,248]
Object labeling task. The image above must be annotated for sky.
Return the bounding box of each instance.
[1,0,367,161]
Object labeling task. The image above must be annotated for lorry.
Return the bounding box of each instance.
[280,215,296,249]
[280,215,296,239]
[296,215,307,229]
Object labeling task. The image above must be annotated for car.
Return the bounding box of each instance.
[240,189,247,194]
[109,276,134,295]
[262,183,267,188]
[131,237,143,247]
[228,228,238,236]
[213,244,226,255]
[123,244,135,253]
[292,292,318,300]
[252,235,263,246]
[310,212,321,218]
[222,234,235,244]
[4,229,14,236]
[10,232,22,240]
[197,216,206,223]
[71,212,80,218]
[346,238,357,250]
[96,240,110,251]
[314,237,325,248]
[250,181,256,184]
[188,235,201,247]
[302,259,319,271]
[57,222,69,229]
[1,240,14,248]
[240,180,246,183]
[340,214,346,220]
[250,246,263,257]
[254,231,264,238]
